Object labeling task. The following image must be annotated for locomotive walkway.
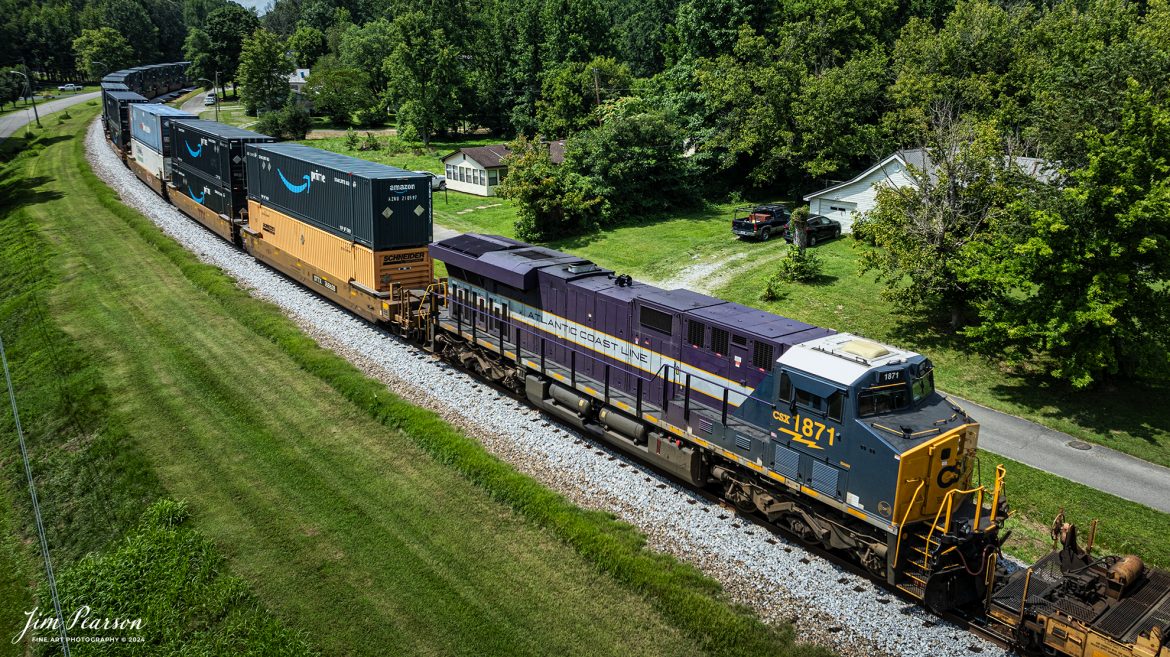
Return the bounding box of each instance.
[0,91,101,143]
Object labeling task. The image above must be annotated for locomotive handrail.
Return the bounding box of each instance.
[927,483,987,557]
[893,479,925,566]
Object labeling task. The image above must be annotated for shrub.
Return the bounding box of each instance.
[763,246,825,299]
[359,131,381,151]
[343,127,359,150]
[254,104,312,140]
[61,110,72,119]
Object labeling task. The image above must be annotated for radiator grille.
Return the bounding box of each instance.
[773,444,799,479]
[734,433,752,451]
[696,416,713,435]
[811,461,839,498]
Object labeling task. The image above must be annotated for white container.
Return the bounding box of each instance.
[131,138,170,179]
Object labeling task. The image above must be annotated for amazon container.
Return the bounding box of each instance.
[103,90,147,149]
[245,142,432,250]
[129,104,195,155]
[171,165,233,218]
[171,120,273,189]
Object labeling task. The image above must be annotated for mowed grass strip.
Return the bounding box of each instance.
[24,109,822,656]
[19,109,702,657]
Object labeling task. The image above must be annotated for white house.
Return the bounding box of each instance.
[803,148,1052,233]
[441,141,565,197]
[289,68,310,95]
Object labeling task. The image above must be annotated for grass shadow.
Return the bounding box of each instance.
[0,174,65,212]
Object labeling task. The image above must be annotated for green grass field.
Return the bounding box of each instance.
[0,107,824,656]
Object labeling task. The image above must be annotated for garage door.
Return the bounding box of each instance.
[821,201,857,233]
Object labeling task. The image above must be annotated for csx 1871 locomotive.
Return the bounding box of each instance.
[431,233,1004,611]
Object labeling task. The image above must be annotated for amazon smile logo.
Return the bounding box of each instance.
[278,169,324,194]
[189,186,205,204]
[185,141,202,157]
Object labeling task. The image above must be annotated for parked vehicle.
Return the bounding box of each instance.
[204,92,218,106]
[783,214,842,246]
[730,204,790,241]
[413,170,447,191]
[57,83,82,92]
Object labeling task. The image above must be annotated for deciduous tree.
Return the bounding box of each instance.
[202,3,260,93]
[382,11,462,146]
[73,28,135,81]
[287,25,328,68]
[304,60,367,124]
[857,109,1034,328]
[965,83,1170,386]
[498,134,603,240]
[237,28,293,114]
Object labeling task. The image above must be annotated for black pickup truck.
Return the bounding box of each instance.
[731,204,790,241]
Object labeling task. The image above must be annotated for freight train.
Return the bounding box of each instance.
[99,63,1170,657]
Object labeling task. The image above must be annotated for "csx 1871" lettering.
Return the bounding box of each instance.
[772,410,837,450]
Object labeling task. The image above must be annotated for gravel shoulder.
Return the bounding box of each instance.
[85,119,1010,657]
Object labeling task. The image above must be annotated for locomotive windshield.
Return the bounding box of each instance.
[858,386,908,417]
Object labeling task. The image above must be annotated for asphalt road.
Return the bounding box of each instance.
[0,91,101,142]
[948,394,1170,513]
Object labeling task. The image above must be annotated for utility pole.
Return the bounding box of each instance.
[214,70,220,122]
[7,69,40,128]
[591,67,602,125]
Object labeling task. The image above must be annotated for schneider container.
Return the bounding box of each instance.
[245,142,432,250]
[129,104,194,155]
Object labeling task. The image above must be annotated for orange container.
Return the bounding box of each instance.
[245,200,432,321]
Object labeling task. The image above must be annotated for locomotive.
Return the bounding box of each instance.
[97,62,1170,657]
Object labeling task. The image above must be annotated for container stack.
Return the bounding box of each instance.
[245,142,433,249]
[242,142,433,320]
[102,90,147,150]
[167,120,274,239]
[128,103,196,183]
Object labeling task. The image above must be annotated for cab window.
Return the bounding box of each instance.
[778,372,792,402]
[858,387,909,417]
[827,392,844,422]
[794,388,822,411]
[912,361,935,402]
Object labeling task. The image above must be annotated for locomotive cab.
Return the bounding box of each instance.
[771,334,1005,608]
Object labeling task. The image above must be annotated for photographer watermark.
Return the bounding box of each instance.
[12,606,145,645]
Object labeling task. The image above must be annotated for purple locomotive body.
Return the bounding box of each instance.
[431,233,835,482]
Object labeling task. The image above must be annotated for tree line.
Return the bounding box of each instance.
[2,0,1166,384]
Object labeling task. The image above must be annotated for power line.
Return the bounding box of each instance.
[1,332,71,657]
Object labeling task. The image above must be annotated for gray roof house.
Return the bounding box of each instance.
[803,148,1054,233]
[440,141,566,197]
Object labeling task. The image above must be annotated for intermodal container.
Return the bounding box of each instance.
[171,166,233,218]
[129,104,195,155]
[130,138,169,178]
[171,120,273,188]
[245,142,432,250]
[103,90,147,149]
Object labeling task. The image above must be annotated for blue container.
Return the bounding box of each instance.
[129,103,195,155]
